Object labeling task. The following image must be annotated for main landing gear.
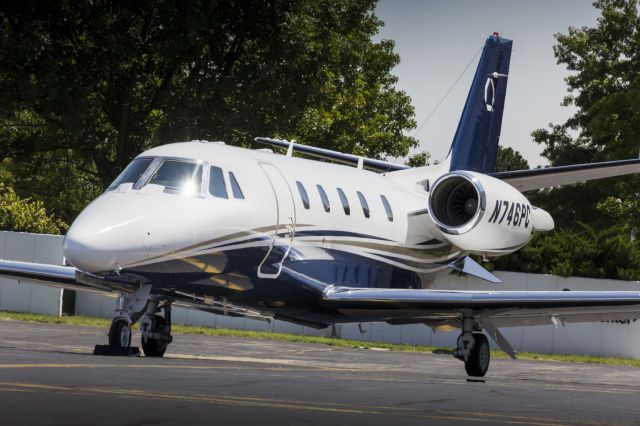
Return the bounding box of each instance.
[453,311,490,377]
[95,284,173,357]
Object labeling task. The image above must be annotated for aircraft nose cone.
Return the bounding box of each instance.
[63,194,148,273]
[63,226,117,273]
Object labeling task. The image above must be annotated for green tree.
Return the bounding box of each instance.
[0,184,67,234]
[0,1,416,223]
[405,151,431,167]
[495,146,529,172]
[491,223,640,280]
[531,0,640,231]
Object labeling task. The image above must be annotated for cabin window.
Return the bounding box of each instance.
[317,185,330,212]
[337,188,350,215]
[108,157,153,190]
[380,194,393,222]
[296,181,310,209]
[357,191,370,218]
[229,172,244,199]
[148,160,202,196]
[209,166,228,199]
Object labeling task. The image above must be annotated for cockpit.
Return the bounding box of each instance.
[107,157,204,197]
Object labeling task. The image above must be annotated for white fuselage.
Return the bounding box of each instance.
[63,141,464,290]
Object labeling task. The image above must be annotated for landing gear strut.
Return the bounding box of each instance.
[94,284,173,357]
[453,311,490,377]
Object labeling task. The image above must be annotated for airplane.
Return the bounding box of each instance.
[3,33,640,377]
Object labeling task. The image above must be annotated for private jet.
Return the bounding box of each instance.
[3,33,640,377]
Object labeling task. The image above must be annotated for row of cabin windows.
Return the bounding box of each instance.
[296,181,393,222]
[210,166,245,199]
[207,169,392,223]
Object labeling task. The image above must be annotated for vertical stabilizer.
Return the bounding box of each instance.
[449,34,512,173]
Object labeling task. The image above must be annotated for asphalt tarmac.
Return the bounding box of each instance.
[1,319,639,426]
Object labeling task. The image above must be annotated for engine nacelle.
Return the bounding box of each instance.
[428,171,553,256]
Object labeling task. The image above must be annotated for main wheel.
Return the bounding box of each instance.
[141,315,168,357]
[464,333,490,377]
[108,318,131,348]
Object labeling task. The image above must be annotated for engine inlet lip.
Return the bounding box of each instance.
[428,171,487,235]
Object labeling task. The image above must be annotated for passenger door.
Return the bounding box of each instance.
[257,162,296,279]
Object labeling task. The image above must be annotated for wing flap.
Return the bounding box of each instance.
[492,158,640,192]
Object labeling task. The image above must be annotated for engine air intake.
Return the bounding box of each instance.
[429,172,484,234]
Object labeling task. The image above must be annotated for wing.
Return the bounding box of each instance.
[322,286,640,326]
[0,259,76,286]
[322,286,640,358]
[491,158,640,192]
[0,259,115,294]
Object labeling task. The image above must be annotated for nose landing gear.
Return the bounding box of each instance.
[94,285,173,357]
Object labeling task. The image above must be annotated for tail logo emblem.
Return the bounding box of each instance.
[484,72,508,112]
[484,77,496,112]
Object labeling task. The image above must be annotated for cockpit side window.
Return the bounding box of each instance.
[108,158,153,190]
[148,160,202,195]
[209,166,229,199]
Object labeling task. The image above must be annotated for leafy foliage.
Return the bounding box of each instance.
[495,146,529,172]
[491,223,640,280]
[489,1,640,280]
[531,0,640,231]
[0,184,67,234]
[405,151,431,167]
[0,0,416,223]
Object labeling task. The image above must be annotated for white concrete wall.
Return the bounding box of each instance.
[2,231,640,358]
[0,231,64,316]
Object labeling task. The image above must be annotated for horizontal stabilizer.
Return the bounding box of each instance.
[492,158,640,192]
[448,256,501,283]
[255,137,408,173]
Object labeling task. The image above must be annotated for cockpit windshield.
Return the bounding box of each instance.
[147,159,202,195]
[108,157,204,196]
[108,158,153,190]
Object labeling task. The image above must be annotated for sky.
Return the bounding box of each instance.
[374,0,600,167]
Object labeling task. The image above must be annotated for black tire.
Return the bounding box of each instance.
[108,318,131,348]
[141,315,168,357]
[464,333,490,377]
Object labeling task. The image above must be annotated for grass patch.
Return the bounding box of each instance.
[1,310,639,367]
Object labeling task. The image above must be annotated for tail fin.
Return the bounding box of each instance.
[449,34,512,173]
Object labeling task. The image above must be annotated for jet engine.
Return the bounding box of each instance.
[428,171,553,256]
